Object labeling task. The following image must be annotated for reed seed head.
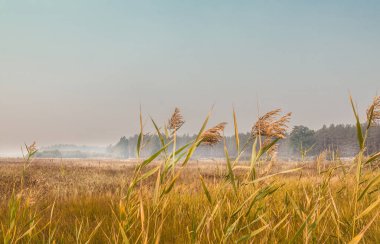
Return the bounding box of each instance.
[168,107,185,132]
[26,141,37,155]
[251,109,291,139]
[200,122,227,146]
[367,96,380,126]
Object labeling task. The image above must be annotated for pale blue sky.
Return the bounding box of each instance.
[1,1,379,153]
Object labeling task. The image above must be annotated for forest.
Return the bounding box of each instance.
[37,124,380,160]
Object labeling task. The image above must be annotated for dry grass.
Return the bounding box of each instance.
[0,158,379,243]
[0,158,318,200]
[1,95,380,243]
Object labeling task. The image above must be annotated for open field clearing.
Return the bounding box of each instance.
[0,158,335,200]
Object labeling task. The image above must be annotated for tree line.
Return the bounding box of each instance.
[108,124,380,160]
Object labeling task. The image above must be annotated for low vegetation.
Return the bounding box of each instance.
[1,95,380,243]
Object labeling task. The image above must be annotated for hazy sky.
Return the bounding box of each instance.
[1,0,379,154]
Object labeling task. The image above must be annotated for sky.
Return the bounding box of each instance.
[0,0,379,155]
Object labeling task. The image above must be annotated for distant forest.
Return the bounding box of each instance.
[37,124,380,160]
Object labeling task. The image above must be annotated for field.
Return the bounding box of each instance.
[0,157,380,243]
[1,96,379,243]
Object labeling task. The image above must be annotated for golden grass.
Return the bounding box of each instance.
[0,158,379,243]
[1,94,380,243]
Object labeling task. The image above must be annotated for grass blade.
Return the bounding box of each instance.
[247,167,303,184]
[237,225,268,243]
[199,174,213,204]
[365,152,380,165]
[138,141,172,170]
[224,138,238,196]
[356,197,380,220]
[151,117,165,147]
[349,95,364,150]
[182,111,211,166]
[358,174,380,201]
[349,212,379,244]
[233,108,240,154]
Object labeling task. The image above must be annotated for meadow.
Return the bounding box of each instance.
[1,95,380,243]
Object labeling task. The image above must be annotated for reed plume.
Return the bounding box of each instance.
[367,96,380,126]
[168,107,185,132]
[200,122,227,146]
[251,109,291,139]
[26,142,37,155]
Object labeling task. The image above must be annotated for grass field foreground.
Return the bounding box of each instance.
[1,95,380,243]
